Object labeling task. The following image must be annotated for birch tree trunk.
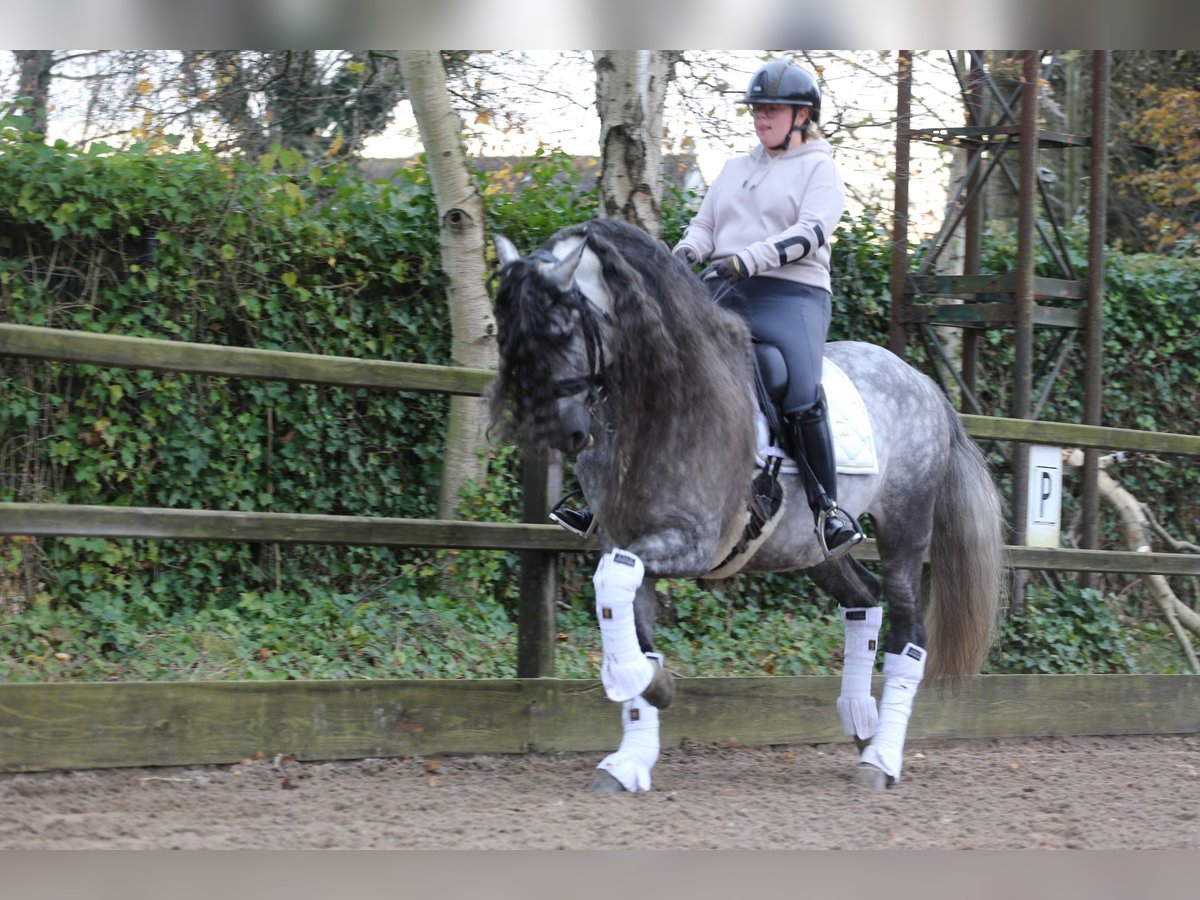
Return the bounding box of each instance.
[13,51,54,132]
[398,51,496,519]
[594,51,675,238]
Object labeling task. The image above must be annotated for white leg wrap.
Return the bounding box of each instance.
[859,643,926,782]
[836,606,882,740]
[596,690,660,793]
[594,549,654,703]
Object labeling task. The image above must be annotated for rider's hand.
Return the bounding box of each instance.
[700,254,749,284]
[673,246,698,266]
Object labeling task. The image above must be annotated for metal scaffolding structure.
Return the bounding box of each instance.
[889,51,1111,605]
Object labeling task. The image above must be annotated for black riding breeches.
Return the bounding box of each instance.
[715,276,831,415]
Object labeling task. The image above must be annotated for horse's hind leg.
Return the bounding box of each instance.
[855,642,926,791]
[585,549,673,794]
[634,577,675,709]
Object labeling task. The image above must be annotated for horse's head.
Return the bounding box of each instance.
[488,229,613,457]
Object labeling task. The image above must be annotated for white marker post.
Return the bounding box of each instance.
[1025,445,1063,547]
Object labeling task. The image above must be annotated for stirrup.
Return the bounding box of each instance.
[816,504,864,561]
[549,490,597,538]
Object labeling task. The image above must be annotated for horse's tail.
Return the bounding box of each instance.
[925,406,1008,682]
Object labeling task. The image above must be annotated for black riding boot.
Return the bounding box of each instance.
[549,490,595,537]
[782,400,864,560]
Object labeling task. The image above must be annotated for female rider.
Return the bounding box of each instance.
[672,59,863,559]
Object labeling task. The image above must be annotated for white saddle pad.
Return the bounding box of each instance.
[755,357,879,476]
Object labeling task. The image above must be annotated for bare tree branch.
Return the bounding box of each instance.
[1066,448,1200,672]
[1143,504,1200,555]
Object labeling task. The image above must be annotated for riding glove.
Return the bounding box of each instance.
[673,246,698,266]
[700,254,749,284]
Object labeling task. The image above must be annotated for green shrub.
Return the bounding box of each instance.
[985,582,1140,674]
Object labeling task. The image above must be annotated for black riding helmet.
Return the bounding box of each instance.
[741,60,821,151]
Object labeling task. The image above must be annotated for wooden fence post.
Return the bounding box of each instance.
[516,454,562,677]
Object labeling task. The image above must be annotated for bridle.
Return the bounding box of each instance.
[492,230,616,442]
[526,247,613,410]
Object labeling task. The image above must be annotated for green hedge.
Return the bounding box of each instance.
[0,124,457,676]
[969,221,1200,576]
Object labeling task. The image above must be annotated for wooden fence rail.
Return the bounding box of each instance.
[3,322,1200,773]
[5,322,1199,454]
[3,502,1200,577]
[2,674,1197,773]
[0,322,493,396]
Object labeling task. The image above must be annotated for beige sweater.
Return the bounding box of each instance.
[673,139,845,292]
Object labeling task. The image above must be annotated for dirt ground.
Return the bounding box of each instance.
[1,734,1197,849]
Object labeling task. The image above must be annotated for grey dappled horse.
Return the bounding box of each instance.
[488,218,1006,793]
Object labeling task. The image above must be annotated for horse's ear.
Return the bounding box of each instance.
[494,234,521,268]
[544,237,586,293]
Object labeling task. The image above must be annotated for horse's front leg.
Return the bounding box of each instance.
[585,548,678,794]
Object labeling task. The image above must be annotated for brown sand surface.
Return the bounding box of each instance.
[2,733,1197,849]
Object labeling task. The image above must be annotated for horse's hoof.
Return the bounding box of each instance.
[853,762,894,792]
[640,665,675,709]
[585,769,627,794]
